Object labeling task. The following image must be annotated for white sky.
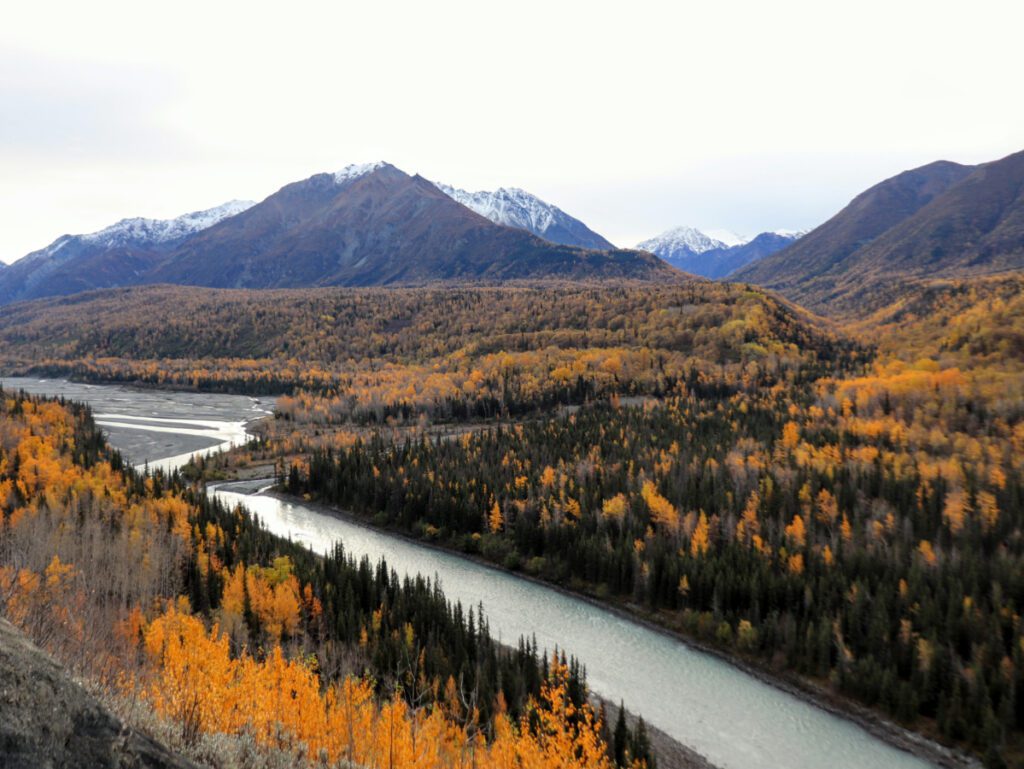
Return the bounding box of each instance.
[2,0,1022,260]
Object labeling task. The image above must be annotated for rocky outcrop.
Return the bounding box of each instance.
[0,617,195,769]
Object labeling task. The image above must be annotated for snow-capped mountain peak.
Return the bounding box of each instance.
[333,161,387,185]
[770,228,811,239]
[23,200,256,264]
[436,183,556,233]
[637,225,806,280]
[80,200,255,249]
[433,181,615,250]
[636,226,726,256]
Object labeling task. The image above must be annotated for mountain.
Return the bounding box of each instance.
[0,164,675,304]
[730,152,1024,313]
[146,163,674,288]
[0,200,254,305]
[637,226,727,264]
[637,226,801,279]
[710,231,805,278]
[434,183,615,250]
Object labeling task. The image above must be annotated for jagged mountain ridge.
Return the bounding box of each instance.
[0,164,677,304]
[434,182,615,249]
[0,200,255,305]
[637,226,803,279]
[150,163,673,288]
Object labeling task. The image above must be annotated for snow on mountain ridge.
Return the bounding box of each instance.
[333,161,387,185]
[76,199,256,251]
[637,225,806,279]
[636,226,727,256]
[435,183,558,233]
[704,229,751,247]
[12,200,256,266]
[432,182,614,250]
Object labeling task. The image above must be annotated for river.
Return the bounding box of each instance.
[1,377,946,769]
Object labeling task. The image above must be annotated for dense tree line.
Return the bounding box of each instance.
[1,282,858,412]
[182,484,581,732]
[0,389,654,768]
[7,273,1023,765]
[286,355,1023,765]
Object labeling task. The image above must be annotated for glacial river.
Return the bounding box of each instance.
[1,377,948,769]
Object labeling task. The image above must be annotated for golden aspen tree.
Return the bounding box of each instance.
[690,511,710,557]
[488,501,504,534]
[781,421,800,450]
[784,514,807,549]
[641,480,679,532]
[918,540,938,567]
[943,488,967,534]
[840,514,853,544]
[601,493,628,520]
[816,489,839,526]
[976,490,999,532]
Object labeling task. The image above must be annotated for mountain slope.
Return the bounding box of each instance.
[638,227,801,279]
[150,163,674,288]
[843,150,1024,279]
[1,164,674,303]
[0,200,254,304]
[713,232,803,278]
[733,151,1024,314]
[733,160,974,296]
[434,183,615,249]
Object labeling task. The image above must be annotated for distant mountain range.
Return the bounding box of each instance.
[0,201,255,305]
[434,183,614,250]
[636,226,804,279]
[733,149,1024,313]
[7,148,1023,313]
[0,163,674,304]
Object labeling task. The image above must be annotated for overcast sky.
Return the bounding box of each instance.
[2,0,1022,260]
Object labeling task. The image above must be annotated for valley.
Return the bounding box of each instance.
[1,376,954,769]
[6,2,1024,766]
[1,149,1023,769]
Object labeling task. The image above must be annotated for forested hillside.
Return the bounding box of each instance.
[1,273,1021,765]
[122,277,1023,765]
[0,282,847,409]
[280,304,1022,762]
[0,390,653,769]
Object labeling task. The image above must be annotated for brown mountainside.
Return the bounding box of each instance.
[0,164,677,305]
[151,164,675,288]
[732,160,973,300]
[733,150,1024,315]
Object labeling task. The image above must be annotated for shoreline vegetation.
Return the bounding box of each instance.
[248,482,976,769]
[0,390,664,769]
[5,277,1023,766]
[213,476,717,769]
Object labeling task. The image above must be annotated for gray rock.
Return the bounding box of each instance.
[0,617,196,769]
